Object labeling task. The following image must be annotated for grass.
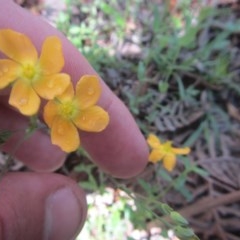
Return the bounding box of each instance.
[52,0,240,239]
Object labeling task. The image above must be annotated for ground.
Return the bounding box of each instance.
[6,0,240,239]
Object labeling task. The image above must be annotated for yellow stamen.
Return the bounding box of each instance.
[21,64,39,81]
[58,101,78,119]
[162,141,173,152]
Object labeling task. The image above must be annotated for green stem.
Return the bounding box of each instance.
[109,176,173,228]
[159,168,190,199]
[0,117,41,180]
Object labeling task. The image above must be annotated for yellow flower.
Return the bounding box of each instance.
[43,75,110,152]
[147,134,190,171]
[0,29,70,115]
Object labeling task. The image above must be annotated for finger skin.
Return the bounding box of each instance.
[0,172,87,240]
[0,0,148,178]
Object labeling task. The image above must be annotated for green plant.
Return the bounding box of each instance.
[4,0,239,239]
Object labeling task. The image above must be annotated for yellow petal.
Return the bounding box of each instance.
[57,81,75,102]
[74,106,109,132]
[172,147,190,155]
[43,100,58,128]
[75,75,101,109]
[33,73,70,99]
[163,154,176,171]
[149,149,164,163]
[0,59,19,89]
[51,117,80,152]
[0,29,38,63]
[147,134,161,149]
[9,80,40,116]
[39,36,64,74]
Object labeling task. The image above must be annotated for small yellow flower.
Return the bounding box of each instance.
[43,75,110,152]
[0,29,70,115]
[147,134,190,171]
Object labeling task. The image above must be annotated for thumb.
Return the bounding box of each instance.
[0,172,87,240]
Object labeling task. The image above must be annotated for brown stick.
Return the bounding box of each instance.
[147,190,240,229]
[179,190,240,218]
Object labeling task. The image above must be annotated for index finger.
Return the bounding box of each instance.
[0,0,148,178]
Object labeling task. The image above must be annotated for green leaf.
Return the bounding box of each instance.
[193,167,209,177]
[215,56,229,78]
[158,81,169,93]
[180,156,192,170]
[69,25,81,34]
[173,174,193,201]
[179,26,199,48]
[137,61,146,82]
[0,130,12,145]
[158,168,172,182]
[170,211,189,226]
[184,120,206,146]
[224,20,240,33]
[175,226,194,238]
[175,74,185,100]
[137,179,154,196]
[198,7,217,22]
[152,5,161,33]
[80,180,98,191]
[160,203,173,215]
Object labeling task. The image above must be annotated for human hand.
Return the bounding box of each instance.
[0,1,148,239]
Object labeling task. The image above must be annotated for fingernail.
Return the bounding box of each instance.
[44,188,84,240]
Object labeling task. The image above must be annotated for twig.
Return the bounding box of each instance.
[148,190,240,229]
[179,190,240,218]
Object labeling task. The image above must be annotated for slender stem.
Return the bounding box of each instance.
[158,168,191,199]
[109,176,173,228]
[0,117,41,180]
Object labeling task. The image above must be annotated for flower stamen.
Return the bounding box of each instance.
[21,64,38,80]
[58,101,78,119]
